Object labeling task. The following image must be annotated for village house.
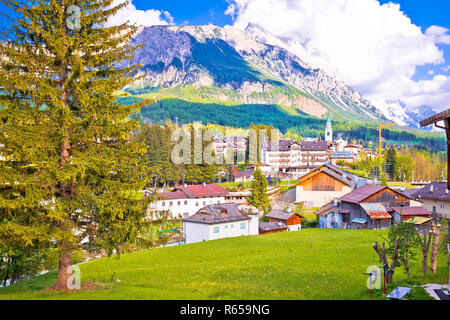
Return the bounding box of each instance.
[147,183,229,219]
[410,181,450,239]
[233,169,254,182]
[300,139,330,168]
[182,203,259,244]
[343,144,364,156]
[213,136,247,161]
[329,151,356,165]
[259,221,289,234]
[315,184,411,230]
[387,206,432,223]
[225,186,280,207]
[244,163,273,175]
[260,139,302,173]
[295,163,366,208]
[411,182,450,219]
[265,210,303,231]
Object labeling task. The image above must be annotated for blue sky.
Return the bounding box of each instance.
[1,0,449,117]
[134,0,450,30]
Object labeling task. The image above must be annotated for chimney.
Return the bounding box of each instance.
[430,184,434,193]
[203,182,207,187]
[184,183,187,188]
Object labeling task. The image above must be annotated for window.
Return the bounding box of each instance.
[177,201,181,206]
[203,201,206,206]
[231,224,234,228]
[225,225,228,229]
[162,202,165,207]
[441,203,445,209]
[184,201,187,205]
[196,202,199,206]
[240,223,245,230]
[169,201,173,206]
[213,226,219,233]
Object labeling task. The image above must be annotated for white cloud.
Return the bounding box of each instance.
[426,25,448,36]
[105,0,174,27]
[426,25,450,45]
[225,0,450,117]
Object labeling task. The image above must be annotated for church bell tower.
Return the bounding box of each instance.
[325,114,333,142]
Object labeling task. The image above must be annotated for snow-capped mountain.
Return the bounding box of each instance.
[126,24,387,122]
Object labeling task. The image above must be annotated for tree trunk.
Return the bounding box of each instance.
[55,0,73,290]
[430,223,441,274]
[418,229,432,276]
[55,240,73,290]
[402,254,410,278]
[373,241,399,285]
[3,257,10,287]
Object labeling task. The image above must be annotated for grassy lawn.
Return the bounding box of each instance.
[0,229,447,300]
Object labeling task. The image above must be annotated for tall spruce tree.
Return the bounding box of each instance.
[0,0,152,289]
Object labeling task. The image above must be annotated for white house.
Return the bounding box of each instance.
[147,183,229,219]
[260,140,302,172]
[183,203,259,244]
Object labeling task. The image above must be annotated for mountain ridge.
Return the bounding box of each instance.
[125,24,390,123]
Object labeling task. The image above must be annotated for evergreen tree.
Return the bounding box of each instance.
[385,145,397,180]
[0,0,152,289]
[246,167,271,215]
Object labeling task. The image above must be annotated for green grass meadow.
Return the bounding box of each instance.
[0,229,448,300]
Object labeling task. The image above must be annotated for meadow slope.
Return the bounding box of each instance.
[0,229,448,300]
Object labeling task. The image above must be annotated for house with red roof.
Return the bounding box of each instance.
[387,206,432,223]
[147,183,229,219]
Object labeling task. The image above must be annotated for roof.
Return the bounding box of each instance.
[296,163,367,189]
[405,216,432,225]
[266,210,304,220]
[169,184,229,199]
[234,170,253,178]
[360,203,392,220]
[157,190,187,200]
[339,184,385,203]
[413,182,450,202]
[259,221,288,232]
[330,151,355,159]
[420,108,450,127]
[301,140,329,151]
[400,188,421,198]
[352,218,368,224]
[314,202,337,217]
[388,206,431,216]
[183,203,250,224]
[262,139,300,151]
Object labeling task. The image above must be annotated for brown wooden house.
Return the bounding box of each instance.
[295,163,366,208]
[259,221,288,234]
[337,185,411,229]
[265,210,304,231]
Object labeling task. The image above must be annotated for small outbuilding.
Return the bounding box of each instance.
[265,210,304,231]
[259,221,288,234]
[387,206,432,223]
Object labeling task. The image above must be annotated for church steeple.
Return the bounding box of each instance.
[325,113,333,142]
